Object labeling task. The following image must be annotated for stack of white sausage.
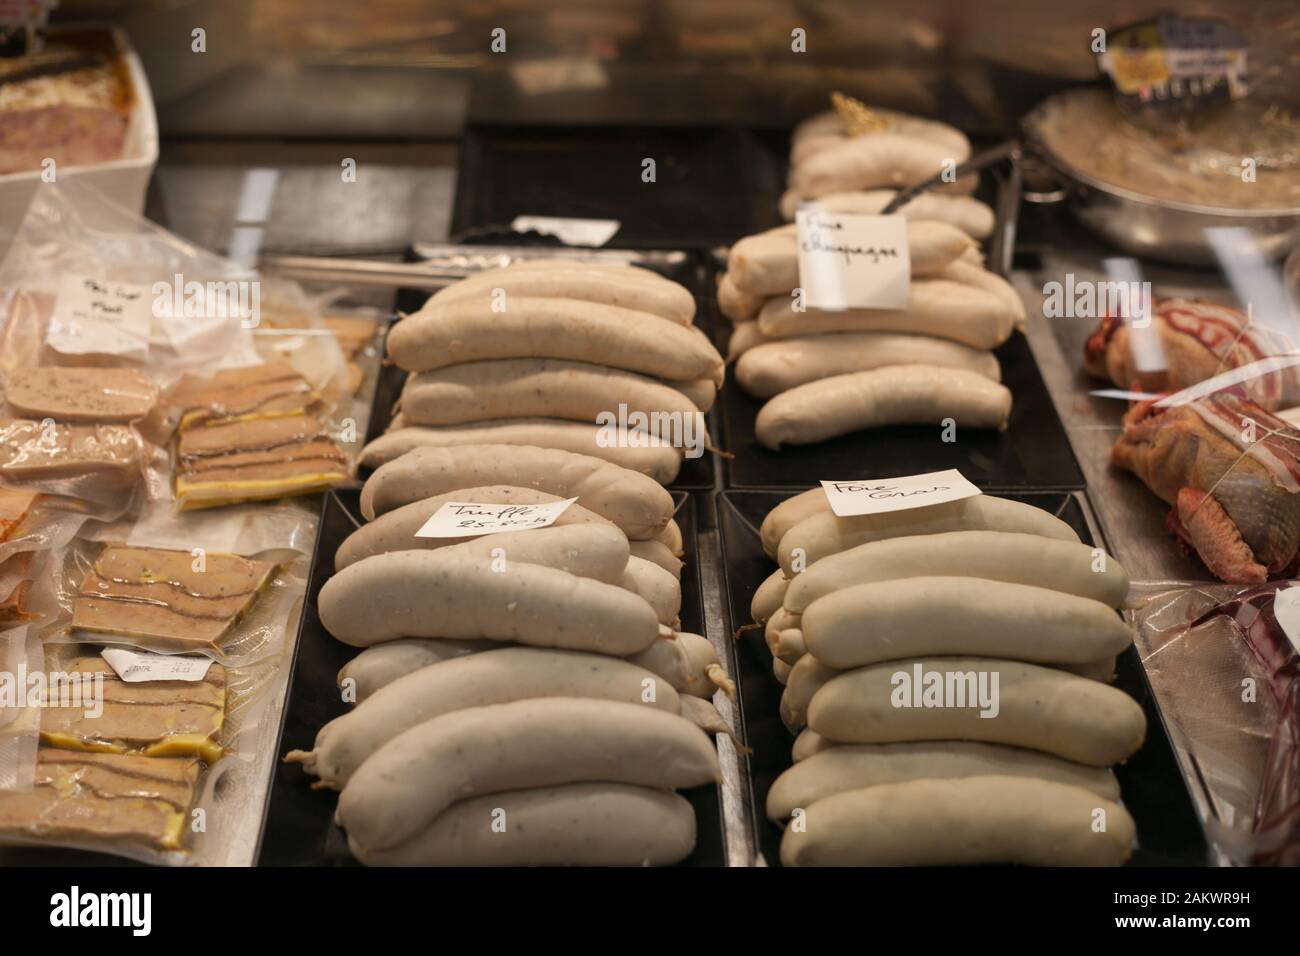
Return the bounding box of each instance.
[285,443,736,866]
[749,489,1147,866]
[720,108,1027,449]
[358,260,724,484]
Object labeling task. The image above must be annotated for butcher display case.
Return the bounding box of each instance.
[0,0,1295,930]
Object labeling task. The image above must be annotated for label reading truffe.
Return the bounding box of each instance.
[820,470,981,517]
[415,498,579,538]
[100,648,214,683]
[795,209,910,311]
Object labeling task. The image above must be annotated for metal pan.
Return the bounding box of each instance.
[1023,92,1300,268]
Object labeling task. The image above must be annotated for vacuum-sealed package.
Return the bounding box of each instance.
[43,538,308,664]
[1130,581,1300,864]
[0,637,282,864]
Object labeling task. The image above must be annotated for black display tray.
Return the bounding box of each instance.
[256,488,727,866]
[450,125,784,249]
[716,488,1209,867]
[377,249,719,490]
[712,328,1086,489]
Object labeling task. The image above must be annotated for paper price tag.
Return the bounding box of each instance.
[511,215,620,248]
[100,648,214,683]
[415,498,578,538]
[46,273,153,360]
[819,470,981,517]
[796,210,910,311]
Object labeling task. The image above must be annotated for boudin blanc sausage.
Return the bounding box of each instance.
[318,551,661,654]
[766,740,1121,822]
[777,494,1079,576]
[336,697,721,853]
[784,530,1131,613]
[357,443,673,539]
[400,359,704,432]
[335,486,613,571]
[807,656,1146,766]
[759,487,828,558]
[429,261,696,326]
[801,577,1134,669]
[388,296,723,383]
[354,782,697,866]
[358,420,683,484]
[754,365,1012,450]
[337,638,489,703]
[736,332,1000,400]
[779,188,994,238]
[287,647,681,788]
[756,282,1017,349]
[779,776,1136,866]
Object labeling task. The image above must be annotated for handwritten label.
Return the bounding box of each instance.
[511,216,620,248]
[819,470,980,517]
[100,648,214,683]
[415,498,578,538]
[46,274,153,360]
[795,210,910,311]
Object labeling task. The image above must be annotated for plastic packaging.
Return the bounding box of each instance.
[1129,581,1300,864]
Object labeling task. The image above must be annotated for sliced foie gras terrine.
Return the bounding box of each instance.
[72,544,278,651]
[38,655,227,764]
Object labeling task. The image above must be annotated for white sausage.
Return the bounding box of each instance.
[337,697,721,852]
[792,728,830,762]
[782,189,994,238]
[400,359,703,429]
[790,133,971,199]
[779,653,839,730]
[357,443,673,538]
[630,539,683,577]
[777,494,1080,575]
[288,647,680,788]
[783,530,1131,612]
[388,296,723,383]
[779,776,1135,866]
[801,577,1134,669]
[336,638,490,703]
[355,783,697,866]
[727,221,973,297]
[755,365,1012,449]
[358,420,683,484]
[807,657,1146,766]
[726,320,765,361]
[749,569,788,624]
[736,333,1000,399]
[767,741,1121,822]
[759,488,827,558]
[319,552,661,653]
[718,273,765,324]
[756,282,1017,349]
[773,658,792,686]
[621,555,682,626]
[430,262,695,325]
[334,486,612,570]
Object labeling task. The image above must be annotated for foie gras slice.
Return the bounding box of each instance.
[0,419,141,480]
[38,656,227,764]
[3,367,158,422]
[171,361,318,428]
[72,544,278,651]
[0,749,203,851]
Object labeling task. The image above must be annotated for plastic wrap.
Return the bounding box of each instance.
[1130,581,1299,864]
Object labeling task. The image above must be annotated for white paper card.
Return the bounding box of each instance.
[46,273,153,359]
[796,210,910,310]
[415,498,579,538]
[1273,587,1300,656]
[101,648,214,683]
[511,215,620,248]
[820,470,981,517]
